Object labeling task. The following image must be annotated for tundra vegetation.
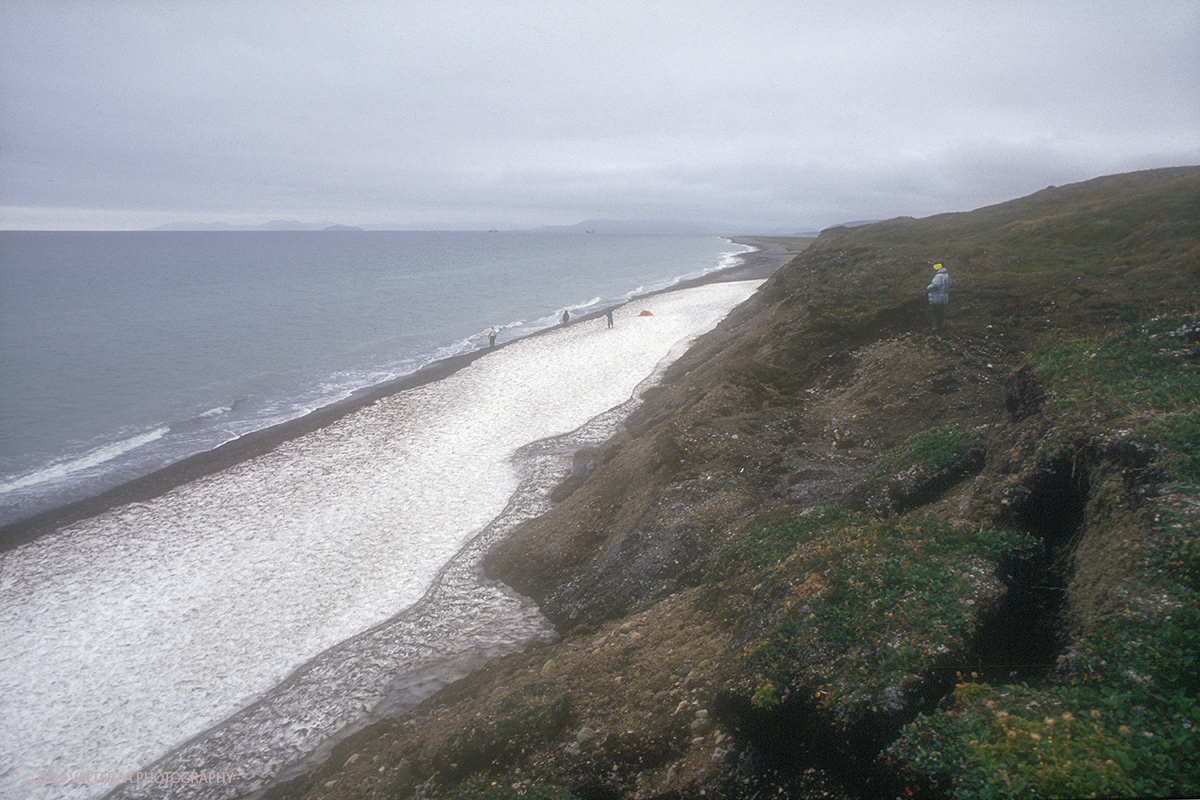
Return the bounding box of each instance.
[268,166,1200,800]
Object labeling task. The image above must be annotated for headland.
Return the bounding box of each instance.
[263,166,1200,800]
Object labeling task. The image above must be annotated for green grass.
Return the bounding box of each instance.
[868,423,984,478]
[891,681,1137,798]
[848,167,1200,275]
[840,424,986,515]
[1142,411,1200,482]
[889,431,1200,799]
[890,604,1200,799]
[1034,315,1200,415]
[708,505,862,573]
[716,510,1038,710]
[798,167,1200,335]
[1154,502,1200,593]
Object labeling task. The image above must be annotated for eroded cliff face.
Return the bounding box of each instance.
[482,256,1013,633]
[269,167,1200,800]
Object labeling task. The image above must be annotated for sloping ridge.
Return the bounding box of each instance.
[269,166,1200,800]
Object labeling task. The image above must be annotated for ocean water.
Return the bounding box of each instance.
[0,231,749,529]
[0,231,761,799]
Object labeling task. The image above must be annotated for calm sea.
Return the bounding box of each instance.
[0,231,749,528]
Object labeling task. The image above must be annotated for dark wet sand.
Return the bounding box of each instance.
[0,236,809,552]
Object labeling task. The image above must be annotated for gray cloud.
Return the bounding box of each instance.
[2,0,1198,230]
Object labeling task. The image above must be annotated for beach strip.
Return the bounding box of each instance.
[0,237,804,552]
[3,278,772,800]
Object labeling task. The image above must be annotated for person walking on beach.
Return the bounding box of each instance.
[605,308,614,328]
[561,310,570,325]
[926,262,951,332]
[488,327,498,347]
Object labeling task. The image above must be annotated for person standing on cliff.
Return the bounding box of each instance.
[926,263,951,332]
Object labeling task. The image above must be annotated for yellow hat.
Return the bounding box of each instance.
[933,263,943,270]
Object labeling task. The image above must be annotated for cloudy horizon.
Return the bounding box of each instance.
[2,0,1197,233]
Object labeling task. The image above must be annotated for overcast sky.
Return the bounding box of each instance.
[2,0,1197,232]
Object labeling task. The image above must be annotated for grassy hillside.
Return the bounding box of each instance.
[770,165,1199,345]
[269,167,1200,800]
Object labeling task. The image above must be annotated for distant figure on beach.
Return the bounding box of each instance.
[605,309,614,328]
[561,310,570,325]
[926,263,951,332]
[488,327,498,347]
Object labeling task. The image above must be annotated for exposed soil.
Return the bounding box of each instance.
[265,169,1200,800]
[266,259,1036,799]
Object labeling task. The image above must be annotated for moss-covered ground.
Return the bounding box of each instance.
[269,167,1199,800]
[885,311,1200,799]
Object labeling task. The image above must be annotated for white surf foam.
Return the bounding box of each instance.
[0,280,761,800]
[0,427,170,495]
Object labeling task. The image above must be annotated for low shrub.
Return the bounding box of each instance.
[891,681,1136,798]
[708,505,861,574]
[867,423,984,480]
[891,569,1200,798]
[716,509,1038,711]
[1035,314,1200,415]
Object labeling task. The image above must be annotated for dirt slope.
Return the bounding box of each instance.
[268,166,1200,800]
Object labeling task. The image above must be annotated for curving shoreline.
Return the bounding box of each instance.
[4,275,776,800]
[252,168,1200,800]
[0,237,808,553]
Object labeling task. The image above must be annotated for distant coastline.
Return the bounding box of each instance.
[142,218,817,235]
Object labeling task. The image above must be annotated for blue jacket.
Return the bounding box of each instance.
[927,268,950,305]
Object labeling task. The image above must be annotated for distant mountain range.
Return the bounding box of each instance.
[145,218,741,234]
[145,217,868,236]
